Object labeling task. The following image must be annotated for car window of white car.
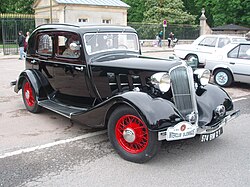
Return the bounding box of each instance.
[198,37,217,47]
[228,44,250,59]
[238,44,250,59]
[228,45,240,58]
[218,38,230,48]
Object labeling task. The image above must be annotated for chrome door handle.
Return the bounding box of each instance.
[31,60,37,64]
[75,66,84,71]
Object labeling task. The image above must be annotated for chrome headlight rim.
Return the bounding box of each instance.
[194,68,210,86]
[150,72,171,93]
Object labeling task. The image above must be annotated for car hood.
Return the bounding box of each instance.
[91,55,183,72]
[174,44,192,50]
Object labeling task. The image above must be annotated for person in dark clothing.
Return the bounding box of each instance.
[18,31,26,60]
[168,32,174,48]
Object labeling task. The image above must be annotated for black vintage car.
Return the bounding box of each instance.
[13,24,239,163]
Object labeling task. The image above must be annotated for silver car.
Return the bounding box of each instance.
[205,42,250,87]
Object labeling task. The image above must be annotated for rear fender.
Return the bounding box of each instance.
[15,69,54,99]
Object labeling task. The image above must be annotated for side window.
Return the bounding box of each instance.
[57,33,80,58]
[199,37,217,47]
[238,44,250,59]
[38,34,52,55]
[218,38,230,48]
[228,46,239,58]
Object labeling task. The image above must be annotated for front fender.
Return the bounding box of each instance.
[111,92,183,131]
[196,83,234,126]
[14,69,54,100]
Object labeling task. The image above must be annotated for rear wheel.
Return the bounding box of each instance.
[185,54,200,67]
[22,79,41,113]
[108,106,161,163]
[214,69,233,87]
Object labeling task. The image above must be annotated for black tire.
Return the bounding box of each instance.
[108,105,161,163]
[22,79,41,113]
[214,69,233,87]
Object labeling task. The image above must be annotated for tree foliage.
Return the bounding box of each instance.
[0,0,249,27]
[193,0,250,27]
[123,0,146,22]
[0,0,35,14]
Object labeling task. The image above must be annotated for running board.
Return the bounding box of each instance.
[38,100,88,118]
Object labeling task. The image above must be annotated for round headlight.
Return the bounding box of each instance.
[151,73,171,92]
[194,69,210,86]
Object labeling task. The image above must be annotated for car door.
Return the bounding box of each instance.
[227,44,250,84]
[52,32,90,97]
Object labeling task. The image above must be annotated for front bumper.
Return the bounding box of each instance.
[158,110,240,141]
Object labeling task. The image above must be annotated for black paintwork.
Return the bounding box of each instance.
[15,24,235,131]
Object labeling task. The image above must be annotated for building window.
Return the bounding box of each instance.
[102,19,111,24]
[78,18,88,23]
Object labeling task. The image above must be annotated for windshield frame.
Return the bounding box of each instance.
[83,32,140,55]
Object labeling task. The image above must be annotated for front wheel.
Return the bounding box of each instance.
[214,69,233,87]
[108,106,161,163]
[22,79,41,113]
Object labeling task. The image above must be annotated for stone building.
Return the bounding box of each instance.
[211,24,250,36]
[33,0,129,26]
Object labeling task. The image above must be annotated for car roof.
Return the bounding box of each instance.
[220,41,250,50]
[33,23,137,34]
[198,34,246,38]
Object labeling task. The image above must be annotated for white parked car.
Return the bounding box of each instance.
[174,35,247,67]
[205,42,250,87]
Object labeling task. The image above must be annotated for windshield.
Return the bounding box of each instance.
[84,32,139,55]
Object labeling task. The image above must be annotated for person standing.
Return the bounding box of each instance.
[168,32,174,48]
[158,31,163,47]
[18,31,25,60]
[24,31,30,52]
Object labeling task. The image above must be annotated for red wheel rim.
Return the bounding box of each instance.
[115,115,149,154]
[23,81,35,107]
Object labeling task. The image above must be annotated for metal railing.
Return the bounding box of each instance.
[128,22,200,40]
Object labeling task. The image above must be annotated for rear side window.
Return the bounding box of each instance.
[218,38,230,48]
[238,44,250,59]
[199,37,217,47]
[228,46,239,58]
[228,44,250,59]
[37,34,53,55]
[56,33,81,58]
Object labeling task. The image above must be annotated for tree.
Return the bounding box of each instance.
[142,0,196,24]
[0,0,35,14]
[193,0,250,27]
[123,0,146,22]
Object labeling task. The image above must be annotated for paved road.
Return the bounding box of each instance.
[0,54,250,187]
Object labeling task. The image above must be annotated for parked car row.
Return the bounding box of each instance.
[174,34,247,68]
[174,34,249,87]
[12,24,239,163]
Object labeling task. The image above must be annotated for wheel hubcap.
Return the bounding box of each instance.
[216,72,228,85]
[115,115,149,154]
[24,81,35,107]
[123,128,136,143]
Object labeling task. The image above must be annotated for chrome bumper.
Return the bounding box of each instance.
[158,110,240,141]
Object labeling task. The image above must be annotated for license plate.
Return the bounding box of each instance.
[200,127,223,142]
[166,122,197,141]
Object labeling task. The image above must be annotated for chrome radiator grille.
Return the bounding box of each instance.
[170,66,195,118]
